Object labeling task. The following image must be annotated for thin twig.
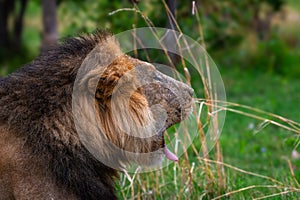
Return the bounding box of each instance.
[199,158,283,185]
[194,100,300,134]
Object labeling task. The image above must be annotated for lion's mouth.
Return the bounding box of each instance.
[160,129,179,162]
[160,104,193,162]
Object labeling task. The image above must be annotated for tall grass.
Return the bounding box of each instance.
[111,1,300,199]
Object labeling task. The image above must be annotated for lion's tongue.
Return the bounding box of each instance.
[164,146,178,162]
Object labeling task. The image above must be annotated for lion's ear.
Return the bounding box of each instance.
[86,74,98,94]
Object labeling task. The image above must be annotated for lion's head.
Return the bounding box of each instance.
[73,36,193,169]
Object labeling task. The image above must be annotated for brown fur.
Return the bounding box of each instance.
[0,31,193,199]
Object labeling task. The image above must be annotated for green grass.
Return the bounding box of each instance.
[218,70,300,199]
[115,70,300,199]
[1,0,300,199]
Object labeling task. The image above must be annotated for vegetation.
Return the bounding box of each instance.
[1,0,300,199]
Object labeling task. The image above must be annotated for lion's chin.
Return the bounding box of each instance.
[146,149,165,167]
[135,144,178,168]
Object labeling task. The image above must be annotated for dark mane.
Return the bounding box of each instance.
[0,31,117,200]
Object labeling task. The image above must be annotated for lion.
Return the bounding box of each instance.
[0,31,193,200]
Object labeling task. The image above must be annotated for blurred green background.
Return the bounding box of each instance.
[1,0,300,199]
[1,0,300,77]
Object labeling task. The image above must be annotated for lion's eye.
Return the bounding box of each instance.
[153,75,162,82]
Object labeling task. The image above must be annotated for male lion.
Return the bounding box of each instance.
[0,31,193,200]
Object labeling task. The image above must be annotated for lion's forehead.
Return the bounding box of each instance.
[98,54,193,112]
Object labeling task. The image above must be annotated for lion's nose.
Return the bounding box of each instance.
[177,81,194,98]
[182,84,193,97]
[187,87,194,97]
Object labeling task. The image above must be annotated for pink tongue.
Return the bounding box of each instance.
[164,146,178,162]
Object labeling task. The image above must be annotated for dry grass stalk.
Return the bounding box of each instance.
[197,100,300,134]
[286,158,300,188]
